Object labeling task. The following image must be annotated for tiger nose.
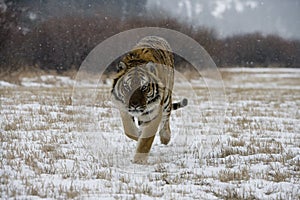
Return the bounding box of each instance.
[129,96,140,108]
[129,89,143,109]
[130,101,139,109]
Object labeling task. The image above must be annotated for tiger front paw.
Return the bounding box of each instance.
[159,130,171,145]
[133,153,149,165]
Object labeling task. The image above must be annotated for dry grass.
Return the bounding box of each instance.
[1,68,300,199]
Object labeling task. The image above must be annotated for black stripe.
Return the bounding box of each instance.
[172,102,179,110]
[147,84,160,105]
[164,103,171,112]
[152,52,161,63]
[164,94,169,104]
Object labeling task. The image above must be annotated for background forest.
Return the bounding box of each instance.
[1,0,300,75]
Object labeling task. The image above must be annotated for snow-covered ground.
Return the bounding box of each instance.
[1,68,299,199]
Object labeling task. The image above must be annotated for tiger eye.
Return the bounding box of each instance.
[141,85,147,91]
[142,84,151,92]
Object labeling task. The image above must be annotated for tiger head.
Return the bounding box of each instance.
[112,61,164,117]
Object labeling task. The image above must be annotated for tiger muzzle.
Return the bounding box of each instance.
[128,88,146,114]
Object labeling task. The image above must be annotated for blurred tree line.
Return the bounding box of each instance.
[1,0,299,75]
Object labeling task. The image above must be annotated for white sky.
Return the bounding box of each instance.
[147,0,300,39]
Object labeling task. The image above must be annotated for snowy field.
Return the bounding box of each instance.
[1,68,300,199]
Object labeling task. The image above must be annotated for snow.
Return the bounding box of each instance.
[21,75,76,88]
[220,67,300,73]
[1,68,300,199]
[221,67,300,90]
[0,81,17,87]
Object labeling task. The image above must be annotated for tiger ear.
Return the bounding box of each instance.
[117,62,127,72]
[146,62,157,75]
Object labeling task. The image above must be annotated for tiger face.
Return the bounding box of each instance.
[112,61,164,119]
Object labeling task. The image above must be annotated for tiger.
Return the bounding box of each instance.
[111,36,188,164]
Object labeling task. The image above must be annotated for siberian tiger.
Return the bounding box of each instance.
[111,36,187,163]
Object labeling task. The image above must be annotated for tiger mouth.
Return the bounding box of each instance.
[128,107,156,118]
[128,107,145,116]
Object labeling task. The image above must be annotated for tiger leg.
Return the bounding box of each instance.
[133,111,162,164]
[159,98,187,144]
[160,94,172,145]
[120,111,139,141]
[159,115,171,145]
